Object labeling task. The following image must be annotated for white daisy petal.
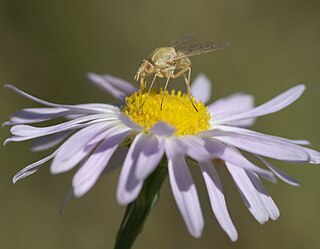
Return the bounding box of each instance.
[190,138,275,181]
[246,171,280,220]
[13,150,57,184]
[4,84,117,114]
[214,84,305,125]
[87,73,135,102]
[134,134,165,181]
[179,135,226,162]
[190,74,212,104]
[168,152,204,238]
[7,107,69,125]
[226,162,269,224]
[199,161,238,241]
[50,123,110,174]
[257,156,300,186]
[116,133,145,205]
[208,93,255,127]
[73,130,130,197]
[208,93,254,116]
[208,129,309,162]
[31,131,72,152]
[150,122,175,136]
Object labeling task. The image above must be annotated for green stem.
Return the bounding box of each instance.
[114,161,168,249]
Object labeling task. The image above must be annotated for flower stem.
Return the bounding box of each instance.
[114,161,168,249]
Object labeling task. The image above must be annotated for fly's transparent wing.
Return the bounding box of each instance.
[170,41,231,61]
[168,33,196,51]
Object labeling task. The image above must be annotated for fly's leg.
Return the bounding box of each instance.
[139,74,158,109]
[160,72,173,110]
[183,68,198,112]
[171,67,198,112]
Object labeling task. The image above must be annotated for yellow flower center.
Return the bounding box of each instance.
[123,90,211,136]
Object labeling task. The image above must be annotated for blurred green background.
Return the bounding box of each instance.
[0,1,320,248]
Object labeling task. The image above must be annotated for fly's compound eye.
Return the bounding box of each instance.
[144,62,153,74]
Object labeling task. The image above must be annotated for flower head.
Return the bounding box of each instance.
[4,73,320,241]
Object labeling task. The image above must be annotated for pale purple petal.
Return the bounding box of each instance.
[187,137,275,181]
[87,73,136,102]
[150,122,175,136]
[179,135,226,162]
[208,93,255,127]
[134,134,165,181]
[214,84,305,125]
[164,136,187,158]
[119,114,143,131]
[31,131,72,152]
[199,161,238,241]
[50,123,110,174]
[116,133,145,205]
[208,93,254,116]
[73,130,130,197]
[246,171,280,220]
[8,114,114,140]
[4,84,117,114]
[207,129,309,162]
[103,147,129,173]
[6,107,69,125]
[257,156,300,186]
[13,151,57,183]
[226,162,269,224]
[190,74,212,104]
[168,153,204,238]
[303,147,320,164]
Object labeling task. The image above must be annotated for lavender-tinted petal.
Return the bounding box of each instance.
[246,171,280,220]
[208,129,309,162]
[192,138,275,181]
[257,156,300,186]
[9,114,111,137]
[303,147,320,164]
[7,107,69,125]
[150,122,175,136]
[13,151,57,183]
[164,136,187,158]
[50,123,110,174]
[208,93,254,116]
[190,74,212,104]
[199,161,238,241]
[119,114,143,131]
[214,84,305,125]
[73,130,130,197]
[104,147,129,173]
[117,133,145,205]
[102,74,137,94]
[31,131,72,152]
[208,93,255,127]
[134,134,165,181]
[211,125,311,146]
[87,73,136,102]
[226,162,269,224]
[168,153,204,238]
[4,84,117,114]
[179,135,226,162]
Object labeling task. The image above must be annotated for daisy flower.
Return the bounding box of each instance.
[4,73,320,242]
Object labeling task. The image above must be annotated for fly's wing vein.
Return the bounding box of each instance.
[168,33,196,51]
[169,41,231,61]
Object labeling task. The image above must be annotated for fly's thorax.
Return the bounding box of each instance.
[150,47,177,68]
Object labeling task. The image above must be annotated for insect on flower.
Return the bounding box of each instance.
[134,33,231,111]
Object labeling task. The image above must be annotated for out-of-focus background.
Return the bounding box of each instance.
[0,1,319,248]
